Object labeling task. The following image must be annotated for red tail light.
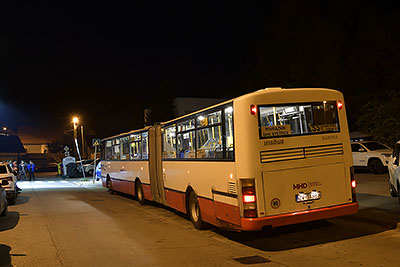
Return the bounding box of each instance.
[337,100,343,110]
[350,167,357,202]
[242,179,257,218]
[243,195,256,203]
[250,105,257,115]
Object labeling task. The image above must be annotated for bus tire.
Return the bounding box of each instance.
[107,177,115,194]
[0,203,7,217]
[188,191,207,230]
[136,180,145,205]
[398,182,400,205]
[389,183,398,197]
[368,159,384,174]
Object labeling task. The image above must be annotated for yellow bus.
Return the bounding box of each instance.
[101,87,358,231]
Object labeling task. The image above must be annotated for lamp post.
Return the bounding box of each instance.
[72,116,85,179]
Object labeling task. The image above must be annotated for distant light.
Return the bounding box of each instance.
[337,101,343,110]
[2,127,6,131]
[198,115,204,121]
[72,117,79,124]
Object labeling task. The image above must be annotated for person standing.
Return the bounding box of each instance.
[18,160,28,180]
[27,161,35,181]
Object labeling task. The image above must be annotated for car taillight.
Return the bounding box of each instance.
[242,179,257,218]
[350,166,357,202]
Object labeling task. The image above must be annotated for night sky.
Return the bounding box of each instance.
[2,1,400,144]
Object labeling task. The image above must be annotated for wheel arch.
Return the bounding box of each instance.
[185,185,195,214]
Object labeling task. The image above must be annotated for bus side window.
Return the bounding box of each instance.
[142,132,149,160]
[225,106,234,159]
[163,125,177,159]
[105,140,112,160]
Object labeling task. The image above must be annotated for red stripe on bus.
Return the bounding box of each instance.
[214,201,241,226]
[240,202,358,231]
[197,198,218,225]
[142,184,152,201]
[165,189,186,213]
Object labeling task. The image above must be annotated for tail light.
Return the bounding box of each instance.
[242,179,257,218]
[337,100,343,110]
[350,167,357,202]
[250,105,257,115]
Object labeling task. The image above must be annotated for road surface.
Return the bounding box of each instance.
[0,171,399,266]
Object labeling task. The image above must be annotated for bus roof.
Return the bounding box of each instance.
[101,87,340,141]
[102,126,152,142]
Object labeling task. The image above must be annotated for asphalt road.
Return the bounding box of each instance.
[1,171,399,267]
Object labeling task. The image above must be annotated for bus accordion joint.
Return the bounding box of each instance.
[350,166,357,202]
[337,100,343,110]
[250,105,257,115]
[242,179,257,218]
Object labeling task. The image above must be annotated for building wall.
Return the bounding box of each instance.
[24,144,48,154]
[173,97,225,117]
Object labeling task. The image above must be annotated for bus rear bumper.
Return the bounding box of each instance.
[240,202,358,231]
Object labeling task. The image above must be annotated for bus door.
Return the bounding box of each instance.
[148,125,166,205]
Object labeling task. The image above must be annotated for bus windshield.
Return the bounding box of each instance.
[259,101,340,138]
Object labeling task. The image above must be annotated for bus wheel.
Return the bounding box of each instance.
[188,191,207,230]
[389,183,398,197]
[136,181,145,205]
[398,182,400,205]
[107,177,114,194]
[368,159,384,174]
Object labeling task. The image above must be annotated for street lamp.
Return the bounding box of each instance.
[72,117,79,139]
[71,116,86,179]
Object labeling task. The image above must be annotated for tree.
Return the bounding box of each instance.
[356,91,400,147]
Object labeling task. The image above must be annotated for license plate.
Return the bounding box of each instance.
[296,190,321,203]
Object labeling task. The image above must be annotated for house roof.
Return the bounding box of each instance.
[0,134,26,154]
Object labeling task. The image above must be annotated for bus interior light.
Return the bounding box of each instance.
[337,101,343,110]
[250,105,257,115]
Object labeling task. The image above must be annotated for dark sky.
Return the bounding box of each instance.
[2,0,400,142]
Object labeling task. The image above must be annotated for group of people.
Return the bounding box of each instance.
[9,160,36,181]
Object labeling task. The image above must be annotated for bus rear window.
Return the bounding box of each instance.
[258,101,340,138]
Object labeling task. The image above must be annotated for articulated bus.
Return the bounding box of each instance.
[100,88,358,231]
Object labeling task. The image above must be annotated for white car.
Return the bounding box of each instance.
[351,141,392,174]
[77,159,99,176]
[0,162,18,204]
[388,140,400,202]
[0,180,8,217]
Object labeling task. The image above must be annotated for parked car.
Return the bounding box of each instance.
[388,140,400,202]
[0,162,18,204]
[0,180,8,217]
[76,159,99,176]
[351,140,392,174]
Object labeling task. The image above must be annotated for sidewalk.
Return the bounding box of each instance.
[64,177,103,187]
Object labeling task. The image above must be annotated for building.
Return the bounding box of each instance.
[0,132,26,161]
[173,97,225,117]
